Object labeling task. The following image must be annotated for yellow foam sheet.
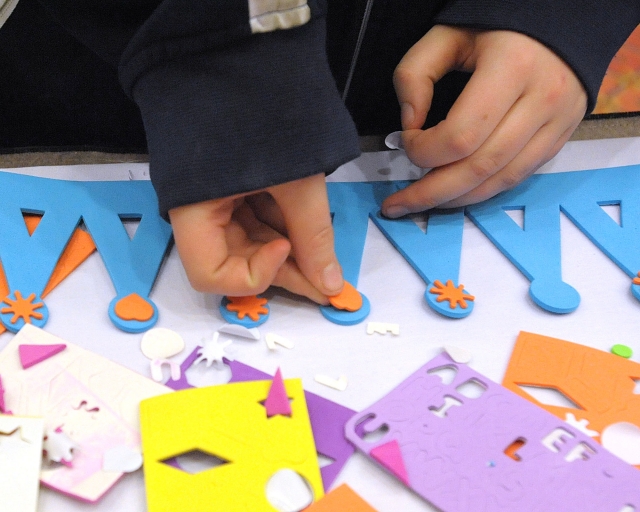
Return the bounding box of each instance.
[0,324,171,502]
[140,378,324,511]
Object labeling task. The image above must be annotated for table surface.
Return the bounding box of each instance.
[3,136,640,512]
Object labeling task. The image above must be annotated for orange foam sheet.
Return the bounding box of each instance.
[0,215,96,334]
[304,484,377,512]
[503,331,640,466]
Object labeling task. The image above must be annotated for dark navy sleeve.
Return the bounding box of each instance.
[38,0,360,217]
[433,0,640,113]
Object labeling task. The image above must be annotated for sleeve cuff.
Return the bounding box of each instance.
[129,17,360,218]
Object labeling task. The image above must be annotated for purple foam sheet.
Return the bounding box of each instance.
[165,352,356,491]
[344,353,640,512]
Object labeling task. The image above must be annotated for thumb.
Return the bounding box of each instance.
[394,25,473,130]
[269,173,344,297]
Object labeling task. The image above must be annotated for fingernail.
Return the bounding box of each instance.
[322,262,343,293]
[400,102,414,129]
[383,206,410,219]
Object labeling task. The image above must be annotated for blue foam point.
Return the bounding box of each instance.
[529,279,580,314]
[0,293,49,332]
[320,293,371,326]
[108,295,159,333]
[219,297,270,328]
[424,285,474,319]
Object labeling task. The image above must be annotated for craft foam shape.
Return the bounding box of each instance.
[0,214,96,336]
[366,322,399,335]
[218,323,261,340]
[344,352,640,511]
[502,331,640,466]
[141,327,185,360]
[139,378,323,511]
[327,181,473,319]
[314,374,348,391]
[464,165,640,312]
[0,415,45,512]
[220,295,270,328]
[265,332,294,350]
[0,375,7,414]
[0,172,172,333]
[166,355,357,491]
[304,483,377,512]
[102,445,144,473]
[0,324,170,502]
[369,440,410,486]
[264,368,292,417]
[43,428,77,465]
[18,342,66,369]
[371,206,474,319]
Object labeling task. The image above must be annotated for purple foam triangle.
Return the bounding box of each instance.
[264,368,291,417]
[370,440,410,486]
[19,343,66,369]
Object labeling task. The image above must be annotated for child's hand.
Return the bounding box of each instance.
[382,26,588,217]
[168,173,343,304]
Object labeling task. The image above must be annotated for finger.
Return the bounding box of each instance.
[404,67,528,171]
[169,199,291,296]
[394,25,472,130]
[272,258,330,305]
[268,173,344,296]
[383,92,546,215]
[245,192,288,236]
[439,117,583,208]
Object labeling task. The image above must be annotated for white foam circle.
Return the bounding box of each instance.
[140,328,185,360]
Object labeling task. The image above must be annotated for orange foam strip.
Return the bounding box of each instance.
[304,484,377,512]
[503,332,640,450]
[0,216,97,334]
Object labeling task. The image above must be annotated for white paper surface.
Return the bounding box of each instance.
[2,137,640,512]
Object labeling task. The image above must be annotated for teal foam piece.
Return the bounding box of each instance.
[371,206,473,319]
[0,172,173,332]
[328,181,473,320]
[466,165,640,313]
[319,294,371,326]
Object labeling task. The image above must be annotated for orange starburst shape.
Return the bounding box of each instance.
[225,295,269,321]
[1,291,44,324]
[633,272,640,285]
[429,280,475,309]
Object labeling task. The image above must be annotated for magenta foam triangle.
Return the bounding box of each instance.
[264,367,291,417]
[0,375,5,413]
[19,343,66,369]
[370,440,410,486]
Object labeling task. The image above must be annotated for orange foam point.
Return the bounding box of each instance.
[114,293,155,322]
[633,272,640,285]
[1,291,44,324]
[304,484,377,512]
[225,295,269,321]
[328,281,363,312]
[429,279,474,310]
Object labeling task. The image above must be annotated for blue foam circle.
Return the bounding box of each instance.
[529,279,580,314]
[424,285,474,319]
[320,293,371,326]
[108,295,159,333]
[0,292,49,332]
[219,296,270,328]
